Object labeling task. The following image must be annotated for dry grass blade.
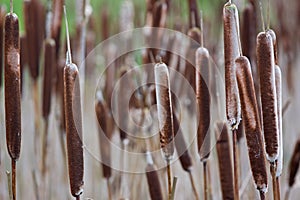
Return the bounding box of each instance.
[215,121,235,200]
[223,1,241,129]
[196,47,210,161]
[64,6,84,198]
[0,6,6,87]
[236,56,268,196]
[5,9,21,200]
[257,32,279,162]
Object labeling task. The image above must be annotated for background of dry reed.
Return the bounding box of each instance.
[0,0,300,199]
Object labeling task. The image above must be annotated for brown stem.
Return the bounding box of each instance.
[233,129,240,200]
[260,191,266,200]
[42,119,49,176]
[107,178,112,200]
[270,163,278,200]
[203,161,208,200]
[12,159,16,200]
[188,171,199,200]
[167,161,172,200]
[76,196,80,200]
[33,80,40,155]
[276,177,281,200]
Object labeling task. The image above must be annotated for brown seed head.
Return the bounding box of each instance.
[154,62,174,161]
[64,63,84,197]
[236,56,268,192]
[257,32,279,162]
[196,47,211,161]
[215,121,234,200]
[4,13,21,161]
[223,2,242,129]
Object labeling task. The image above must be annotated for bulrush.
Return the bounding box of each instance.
[154,61,174,198]
[216,121,235,200]
[236,56,268,199]
[145,152,163,200]
[223,0,241,129]
[95,90,112,200]
[257,32,279,162]
[64,6,84,199]
[4,3,21,199]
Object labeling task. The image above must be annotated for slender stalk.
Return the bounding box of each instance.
[170,176,178,200]
[167,161,172,199]
[276,177,281,200]
[42,120,49,176]
[233,129,240,200]
[12,160,16,200]
[270,163,278,200]
[33,81,40,155]
[203,161,208,200]
[188,171,199,200]
[76,196,80,200]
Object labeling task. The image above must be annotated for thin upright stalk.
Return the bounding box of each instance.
[107,178,112,200]
[270,163,278,200]
[233,129,239,199]
[203,161,208,200]
[276,177,281,200]
[167,161,172,199]
[188,171,199,200]
[33,81,40,155]
[12,160,16,200]
[42,120,49,175]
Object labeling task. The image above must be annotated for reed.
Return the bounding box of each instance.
[145,152,163,200]
[64,6,84,199]
[41,38,56,176]
[236,56,268,199]
[257,31,279,162]
[154,61,174,199]
[95,90,112,200]
[4,4,21,199]
[188,0,200,28]
[0,6,6,88]
[215,121,235,200]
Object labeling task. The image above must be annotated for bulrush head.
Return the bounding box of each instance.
[257,31,279,162]
[195,47,211,161]
[145,152,163,200]
[236,56,268,194]
[154,61,174,161]
[223,1,241,129]
[95,90,111,179]
[5,11,21,161]
[215,121,234,200]
[64,6,84,198]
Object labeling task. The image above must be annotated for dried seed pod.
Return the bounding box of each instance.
[173,111,192,172]
[188,0,200,28]
[51,0,63,58]
[223,1,241,128]
[0,6,6,87]
[64,62,84,197]
[275,65,283,177]
[95,90,111,178]
[288,140,300,187]
[154,62,174,161]
[257,32,279,162]
[5,12,21,161]
[236,56,268,193]
[267,29,278,65]
[145,153,163,200]
[196,47,210,161]
[42,38,55,119]
[64,6,84,197]
[215,121,234,200]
